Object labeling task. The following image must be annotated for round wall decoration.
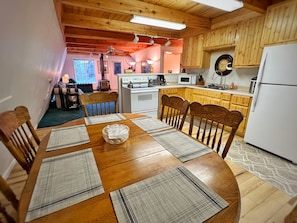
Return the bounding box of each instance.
[214,54,233,76]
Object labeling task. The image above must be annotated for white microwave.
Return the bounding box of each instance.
[178,74,197,85]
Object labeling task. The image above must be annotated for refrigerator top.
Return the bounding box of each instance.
[259,43,297,86]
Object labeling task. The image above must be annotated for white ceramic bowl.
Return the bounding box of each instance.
[102,124,129,144]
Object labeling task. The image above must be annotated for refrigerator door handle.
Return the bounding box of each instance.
[251,52,268,112]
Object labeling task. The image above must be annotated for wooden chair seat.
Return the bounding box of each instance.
[0,106,40,174]
[188,102,244,159]
[79,92,118,117]
[160,94,190,131]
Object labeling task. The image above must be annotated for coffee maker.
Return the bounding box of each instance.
[157,75,166,85]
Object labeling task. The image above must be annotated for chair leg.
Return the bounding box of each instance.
[0,203,16,223]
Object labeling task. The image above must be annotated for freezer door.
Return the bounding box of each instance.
[260,44,297,85]
[244,84,297,163]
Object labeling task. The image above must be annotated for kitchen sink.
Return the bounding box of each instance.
[198,84,230,90]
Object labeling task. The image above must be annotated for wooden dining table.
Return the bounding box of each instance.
[18,113,240,223]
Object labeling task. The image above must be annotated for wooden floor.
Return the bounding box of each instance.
[1,126,296,223]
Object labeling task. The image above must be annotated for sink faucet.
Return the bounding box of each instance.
[215,70,223,86]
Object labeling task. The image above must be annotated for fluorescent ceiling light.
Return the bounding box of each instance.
[192,0,243,12]
[130,15,186,30]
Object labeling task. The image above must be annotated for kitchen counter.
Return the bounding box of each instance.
[154,83,253,97]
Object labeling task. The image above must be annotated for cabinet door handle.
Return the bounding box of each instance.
[251,52,267,112]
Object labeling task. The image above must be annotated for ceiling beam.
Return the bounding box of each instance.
[62,12,182,38]
[60,0,211,29]
[242,0,270,14]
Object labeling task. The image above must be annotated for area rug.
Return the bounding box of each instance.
[226,137,297,197]
[38,108,84,128]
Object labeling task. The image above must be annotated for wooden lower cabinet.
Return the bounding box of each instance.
[158,87,252,137]
[192,89,221,105]
[230,95,252,137]
[220,93,231,109]
[158,88,185,117]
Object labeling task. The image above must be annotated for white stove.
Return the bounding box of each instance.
[121,76,149,88]
[121,76,159,118]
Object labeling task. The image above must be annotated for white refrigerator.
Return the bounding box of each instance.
[244,43,297,164]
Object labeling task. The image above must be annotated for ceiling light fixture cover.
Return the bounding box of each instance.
[130,15,186,30]
[147,60,154,65]
[192,0,243,12]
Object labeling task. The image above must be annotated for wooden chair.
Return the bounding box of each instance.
[79,92,118,117]
[0,106,40,174]
[0,175,17,223]
[0,202,16,223]
[188,102,243,159]
[160,94,190,131]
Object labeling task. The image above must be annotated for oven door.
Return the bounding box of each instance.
[122,87,159,118]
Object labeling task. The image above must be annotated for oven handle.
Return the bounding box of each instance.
[129,88,158,94]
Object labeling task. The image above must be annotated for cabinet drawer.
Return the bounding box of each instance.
[160,88,178,95]
[221,93,231,101]
[220,100,230,109]
[231,95,251,106]
[230,104,249,116]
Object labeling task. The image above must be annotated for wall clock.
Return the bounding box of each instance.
[214,54,233,76]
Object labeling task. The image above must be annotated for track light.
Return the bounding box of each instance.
[133,34,139,43]
[165,39,171,47]
[149,37,154,45]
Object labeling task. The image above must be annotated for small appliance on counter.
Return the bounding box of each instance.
[157,74,166,86]
[197,74,205,86]
[178,74,197,85]
[249,76,257,93]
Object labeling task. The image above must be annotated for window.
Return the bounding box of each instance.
[73,59,96,83]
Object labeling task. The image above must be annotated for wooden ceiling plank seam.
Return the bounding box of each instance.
[62,12,182,38]
[60,0,211,29]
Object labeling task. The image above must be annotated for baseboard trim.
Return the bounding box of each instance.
[2,159,17,179]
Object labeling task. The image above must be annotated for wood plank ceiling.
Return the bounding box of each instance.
[54,0,276,56]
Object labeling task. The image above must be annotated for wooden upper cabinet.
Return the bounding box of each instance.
[234,16,265,68]
[181,35,210,68]
[203,24,237,50]
[261,0,297,46]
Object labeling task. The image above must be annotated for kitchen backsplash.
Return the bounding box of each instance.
[186,50,258,88]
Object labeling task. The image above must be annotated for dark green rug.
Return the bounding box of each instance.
[38,102,116,128]
[38,108,85,128]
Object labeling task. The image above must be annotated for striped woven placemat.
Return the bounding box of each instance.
[25,148,104,222]
[46,124,90,151]
[131,116,172,133]
[84,113,126,125]
[110,166,228,223]
[150,129,211,162]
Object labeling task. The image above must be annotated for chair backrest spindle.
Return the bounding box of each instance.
[188,102,243,159]
[160,94,190,131]
[79,92,119,117]
[0,106,40,173]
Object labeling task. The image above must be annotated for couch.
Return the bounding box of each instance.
[53,83,93,109]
